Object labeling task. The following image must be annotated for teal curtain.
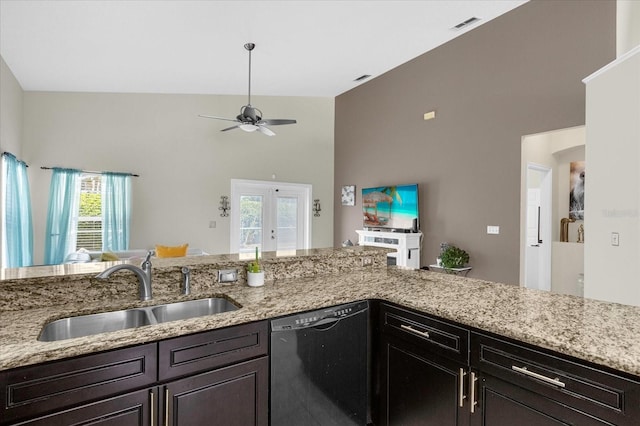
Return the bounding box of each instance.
[101,172,131,251]
[2,153,33,267]
[44,168,81,265]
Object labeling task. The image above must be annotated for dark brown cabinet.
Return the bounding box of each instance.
[162,357,268,426]
[158,321,269,426]
[470,332,640,426]
[0,321,268,426]
[13,387,157,426]
[377,302,471,426]
[0,343,158,425]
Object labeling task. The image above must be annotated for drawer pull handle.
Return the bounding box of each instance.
[512,365,566,388]
[458,368,467,408]
[400,324,430,338]
[470,371,478,414]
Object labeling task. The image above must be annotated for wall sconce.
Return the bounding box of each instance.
[219,196,230,217]
[313,199,321,217]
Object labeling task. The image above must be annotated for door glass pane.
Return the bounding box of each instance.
[277,197,298,251]
[239,195,263,254]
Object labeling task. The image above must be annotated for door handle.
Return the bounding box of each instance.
[470,371,478,414]
[150,389,155,426]
[165,388,171,426]
[458,368,467,408]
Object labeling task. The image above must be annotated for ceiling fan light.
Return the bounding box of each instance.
[239,124,258,132]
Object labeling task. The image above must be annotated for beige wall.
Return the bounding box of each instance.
[0,55,24,262]
[0,56,23,156]
[22,92,334,264]
[334,0,615,284]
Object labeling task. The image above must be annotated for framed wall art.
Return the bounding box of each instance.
[341,185,355,206]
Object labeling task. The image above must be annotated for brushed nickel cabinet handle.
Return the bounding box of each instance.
[150,390,155,426]
[458,368,467,408]
[165,388,171,426]
[470,371,478,414]
[400,324,430,338]
[512,365,566,388]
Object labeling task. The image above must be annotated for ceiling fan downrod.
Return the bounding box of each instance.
[244,43,255,106]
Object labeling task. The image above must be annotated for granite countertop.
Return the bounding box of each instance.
[1,265,640,378]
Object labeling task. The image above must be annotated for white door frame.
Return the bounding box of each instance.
[229,179,312,254]
[523,163,552,291]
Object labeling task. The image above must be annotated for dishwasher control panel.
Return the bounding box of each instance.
[271,301,368,331]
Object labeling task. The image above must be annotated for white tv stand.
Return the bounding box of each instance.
[356,230,422,269]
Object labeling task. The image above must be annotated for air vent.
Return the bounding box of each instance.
[452,16,481,30]
[354,74,371,82]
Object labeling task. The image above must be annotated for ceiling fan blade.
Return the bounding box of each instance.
[257,126,276,136]
[221,125,240,132]
[199,114,240,123]
[259,119,297,126]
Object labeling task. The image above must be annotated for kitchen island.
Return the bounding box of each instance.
[0,246,638,377]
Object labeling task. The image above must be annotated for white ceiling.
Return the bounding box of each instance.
[0,0,527,98]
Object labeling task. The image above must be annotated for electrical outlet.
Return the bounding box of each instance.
[361,257,373,267]
[218,269,238,283]
[487,225,500,235]
[611,232,620,246]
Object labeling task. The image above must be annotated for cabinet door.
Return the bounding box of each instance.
[380,334,468,426]
[14,387,157,426]
[470,373,611,426]
[162,356,268,426]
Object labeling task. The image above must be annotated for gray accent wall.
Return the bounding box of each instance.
[334,0,615,284]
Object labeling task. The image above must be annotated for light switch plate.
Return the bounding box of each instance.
[611,232,620,246]
[487,225,500,235]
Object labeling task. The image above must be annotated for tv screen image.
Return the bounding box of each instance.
[362,184,419,231]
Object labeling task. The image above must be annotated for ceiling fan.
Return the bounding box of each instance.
[199,43,296,136]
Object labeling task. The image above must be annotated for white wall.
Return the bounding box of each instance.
[22,92,334,264]
[617,0,640,56]
[584,46,640,306]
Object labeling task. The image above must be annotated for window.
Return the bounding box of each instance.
[76,174,102,251]
[44,169,131,264]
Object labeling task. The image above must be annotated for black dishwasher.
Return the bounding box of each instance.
[270,300,369,426]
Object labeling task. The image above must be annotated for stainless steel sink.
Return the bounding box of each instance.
[38,309,153,342]
[151,298,240,323]
[38,297,240,342]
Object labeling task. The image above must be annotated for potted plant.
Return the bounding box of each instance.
[247,247,264,287]
[440,245,469,269]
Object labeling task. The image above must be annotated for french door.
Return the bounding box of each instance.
[230,179,311,255]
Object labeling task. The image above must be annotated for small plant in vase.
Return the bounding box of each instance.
[440,245,469,269]
[247,247,265,287]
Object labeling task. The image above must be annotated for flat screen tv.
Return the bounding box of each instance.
[362,183,419,232]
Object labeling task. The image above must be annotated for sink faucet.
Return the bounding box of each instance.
[96,251,153,301]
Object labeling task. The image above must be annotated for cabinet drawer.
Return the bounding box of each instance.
[471,332,640,426]
[159,320,268,381]
[380,303,469,364]
[12,387,155,426]
[0,343,157,425]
